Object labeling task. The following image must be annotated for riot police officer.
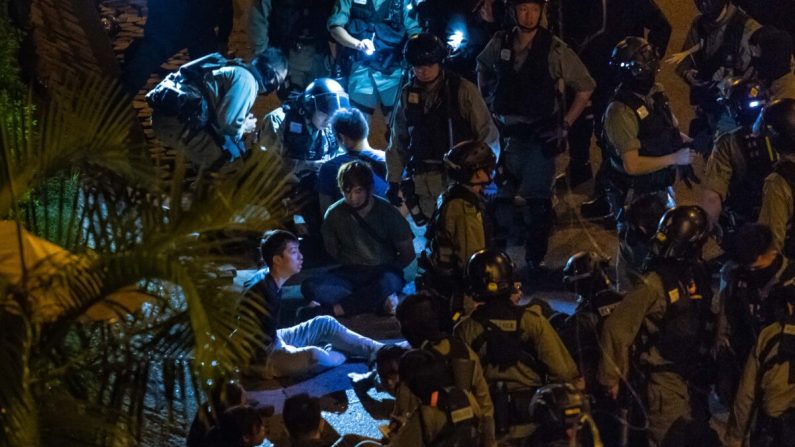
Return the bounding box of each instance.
[725,283,795,447]
[418,140,496,325]
[701,77,773,228]
[388,33,499,222]
[248,0,334,94]
[757,98,795,255]
[454,249,580,444]
[676,0,761,143]
[716,223,795,407]
[598,206,719,445]
[327,0,421,119]
[477,0,595,273]
[527,383,598,447]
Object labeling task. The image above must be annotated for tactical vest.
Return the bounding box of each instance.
[345,0,406,72]
[770,160,795,258]
[267,0,332,50]
[725,130,779,222]
[404,73,474,165]
[492,28,557,120]
[649,261,715,375]
[759,318,795,387]
[422,387,480,447]
[605,88,681,192]
[425,185,492,276]
[694,9,750,81]
[469,300,543,373]
[280,102,337,161]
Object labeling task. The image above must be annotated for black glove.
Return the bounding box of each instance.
[678,164,701,189]
[386,182,403,207]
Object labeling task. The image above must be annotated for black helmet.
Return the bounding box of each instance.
[251,48,288,94]
[624,193,669,246]
[718,77,767,128]
[529,383,589,432]
[754,98,795,154]
[649,205,710,260]
[610,37,659,82]
[404,33,448,66]
[443,140,497,184]
[466,249,516,301]
[300,78,350,116]
[508,0,547,7]
[695,0,728,21]
[562,251,612,297]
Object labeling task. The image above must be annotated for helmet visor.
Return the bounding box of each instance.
[313,93,350,115]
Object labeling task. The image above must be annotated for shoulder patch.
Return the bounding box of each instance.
[636,105,650,119]
[488,319,518,332]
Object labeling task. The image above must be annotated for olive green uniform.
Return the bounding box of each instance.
[454,306,579,441]
[388,390,483,446]
[757,159,795,252]
[391,338,496,445]
[432,195,488,274]
[703,130,750,202]
[726,320,795,445]
[387,74,500,217]
[770,71,795,101]
[597,273,709,445]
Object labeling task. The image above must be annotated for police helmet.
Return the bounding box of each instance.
[404,33,448,66]
[610,37,660,81]
[443,140,497,184]
[466,249,516,302]
[300,78,350,116]
[251,48,288,95]
[695,0,728,21]
[650,205,710,260]
[754,98,795,154]
[508,0,547,7]
[718,77,766,128]
[529,383,589,432]
[562,251,612,296]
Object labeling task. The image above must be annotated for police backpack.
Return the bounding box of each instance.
[145,53,246,132]
[469,301,544,373]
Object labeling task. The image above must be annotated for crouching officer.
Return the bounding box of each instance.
[387,349,486,446]
[388,33,499,223]
[701,78,774,230]
[418,140,497,326]
[598,205,719,446]
[725,284,795,447]
[527,383,600,447]
[454,249,580,444]
[756,99,795,255]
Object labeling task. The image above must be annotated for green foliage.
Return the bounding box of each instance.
[0,73,289,446]
[0,0,25,96]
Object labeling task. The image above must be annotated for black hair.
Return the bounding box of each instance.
[330,108,369,142]
[337,160,374,192]
[216,405,268,445]
[250,47,287,92]
[395,293,443,347]
[283,393,322,440]
[259,229,299,267]
[375,344,408,367]
[398,349,453,405]
[728,223,774,266]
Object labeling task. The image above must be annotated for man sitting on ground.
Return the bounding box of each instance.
[283,393,332,447]
[243,230,383,380]
[301,161,415,318]
[317,108,389,214]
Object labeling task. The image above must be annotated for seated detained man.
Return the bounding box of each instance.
[243,230,383,380]
[317,107,389,214]
[302,161,415,317]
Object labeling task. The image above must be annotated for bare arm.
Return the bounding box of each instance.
[622,147,693,175]
[564,89,593,128]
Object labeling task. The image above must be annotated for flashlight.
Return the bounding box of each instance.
[448,30,464,52]
[365,32,376,56]
[749,100,761,108]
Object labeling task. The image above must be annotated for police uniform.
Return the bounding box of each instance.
[388,388,484,446]
[392,337,497,446]
[726,319,795,447]
[597,263,716,445]
[327,0,421,115]
[703,128,779,229]
[254,102,339,178]
[478,27,595,267]
[248,0,333,90]
[420,184,492,308]
[603,82,680,289]
[388,72,499,218]
[757,158,795,255]
[675,4,760,136]
[770,72,795,101]
[454,300,579,441]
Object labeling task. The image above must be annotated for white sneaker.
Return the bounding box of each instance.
[383,293,399,316]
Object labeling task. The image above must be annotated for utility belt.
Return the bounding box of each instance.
[498,120,550,142]
[410,159,445,175]
[605,159,675,195]
[752,409,795,447]
[491,383,536,436]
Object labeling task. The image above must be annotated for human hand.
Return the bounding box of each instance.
[357,39,376,55]
[684,69,708,87]
[673,147,697,165]
[606,383,619,400]
[242,114,257,134]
